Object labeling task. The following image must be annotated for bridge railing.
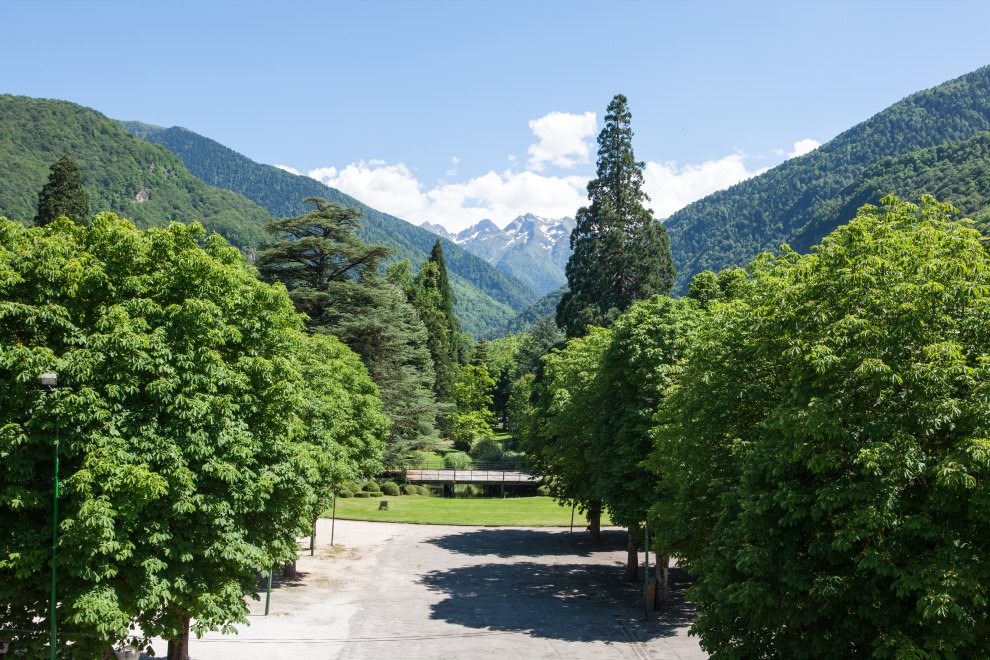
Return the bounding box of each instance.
[405,468,538,484]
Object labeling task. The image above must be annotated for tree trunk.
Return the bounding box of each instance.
[655,552,670,608]
[166,615,190,660]
[587,500,603,541]
[625,525,640,582]
[283,559,297,578]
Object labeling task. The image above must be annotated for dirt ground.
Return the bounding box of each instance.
[143,519,706,659]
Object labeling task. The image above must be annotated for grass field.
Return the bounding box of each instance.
[326,495,612,527]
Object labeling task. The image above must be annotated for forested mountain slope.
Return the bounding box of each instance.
[0,95,274,247]
[791,130,990,250]
[122,122,538,332]
[666,65,990,288]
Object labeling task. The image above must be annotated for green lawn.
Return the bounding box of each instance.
[326,495,612,527]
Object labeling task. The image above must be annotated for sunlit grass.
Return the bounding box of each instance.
[325,495,613,527]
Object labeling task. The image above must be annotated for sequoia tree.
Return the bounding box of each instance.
[34,155,89,226]
[556,94,675,337]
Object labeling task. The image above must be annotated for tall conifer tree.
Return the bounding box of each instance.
[427,239,464,363]
[556,95,675,337]
[257,198,441,460]
[34,155,89,226]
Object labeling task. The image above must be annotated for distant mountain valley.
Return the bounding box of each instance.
[421,214,575,296]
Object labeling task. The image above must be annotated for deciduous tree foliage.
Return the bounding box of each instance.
[557,94,675,337]
[34,155,89,226]
[652,196,990,657]
[517,328,613,538]
[0,214,385,657]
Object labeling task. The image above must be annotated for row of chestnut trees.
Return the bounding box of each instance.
[0,214,390,657]
[513,196,990,658]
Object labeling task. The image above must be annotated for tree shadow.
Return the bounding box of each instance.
[425,527,627,558]
[420,560,696,643]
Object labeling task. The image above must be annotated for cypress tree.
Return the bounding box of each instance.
[556,94,675,337]
[34,155,89,225]
[427,239,464,362]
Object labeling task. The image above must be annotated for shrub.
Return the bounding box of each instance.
[464,484,481,497]
[443,451,473,470]
[401,484,419,495]
[416,485,431,496]
[368,491,383,498]
[381,481,400,496]
[361,481,378,492]
[536,485,551,497]
[337,489,354,499]
[353,492,371,498]
[470,436,504,463]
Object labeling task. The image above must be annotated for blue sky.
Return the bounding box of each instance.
[5,0,990,230]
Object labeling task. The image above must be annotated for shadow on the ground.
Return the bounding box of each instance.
[420,560,696,643]
[426,527,627,558]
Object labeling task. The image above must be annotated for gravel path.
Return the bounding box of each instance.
[144,519,706,659]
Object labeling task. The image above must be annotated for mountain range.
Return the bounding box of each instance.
[420,214,575,296]
[6,64,990,336]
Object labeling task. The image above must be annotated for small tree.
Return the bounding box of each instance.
[34,155,90,226]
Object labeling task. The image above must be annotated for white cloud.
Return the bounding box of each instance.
[308,160,586,232]
[643,154,767,219]
[788,138,820,159]
[527,111,597,171]
[274,163,300,175]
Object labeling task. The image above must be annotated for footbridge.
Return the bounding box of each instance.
[405,468,538,484]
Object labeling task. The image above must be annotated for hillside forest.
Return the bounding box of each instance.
[2,66,990,659]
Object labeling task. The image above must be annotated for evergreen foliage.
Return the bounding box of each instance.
[557,94,674,337]
[34,156,89,226]
[257,199,440,463]
[652,196,990,657]
[665,65,990,288]
[0,95,274,247]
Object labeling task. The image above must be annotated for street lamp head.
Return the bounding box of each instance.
[40,373,58,388]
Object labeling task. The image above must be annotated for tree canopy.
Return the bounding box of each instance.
[652,196,990,657]
[557,94,675,337]
[34,155,89,226]
[0,213,386,657]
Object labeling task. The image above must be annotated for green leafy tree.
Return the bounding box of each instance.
[518,328,612,539]
[556,94,675,337]
[450,364,496,451]
[0,214,358,658]
[34,155,89,226]
[652,196,990,657]
[590,296,698,582]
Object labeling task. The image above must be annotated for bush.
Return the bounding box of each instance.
[368,491,383,498]
[360,481,378,492]
[470,436,504,463]
[443,451,473,470]
[353,492,371,498]
[337,489,354,499]
[401,484,419,495]
[416,485,431,496]
[381,481,400,496]
[536,485,551,497]
[464,484,481,497]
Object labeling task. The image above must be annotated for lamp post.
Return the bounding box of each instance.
[39,373,59,659]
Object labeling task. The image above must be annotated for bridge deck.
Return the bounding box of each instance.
[405,469,537,484]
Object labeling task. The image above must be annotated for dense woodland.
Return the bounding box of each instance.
[3,67,990,658]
